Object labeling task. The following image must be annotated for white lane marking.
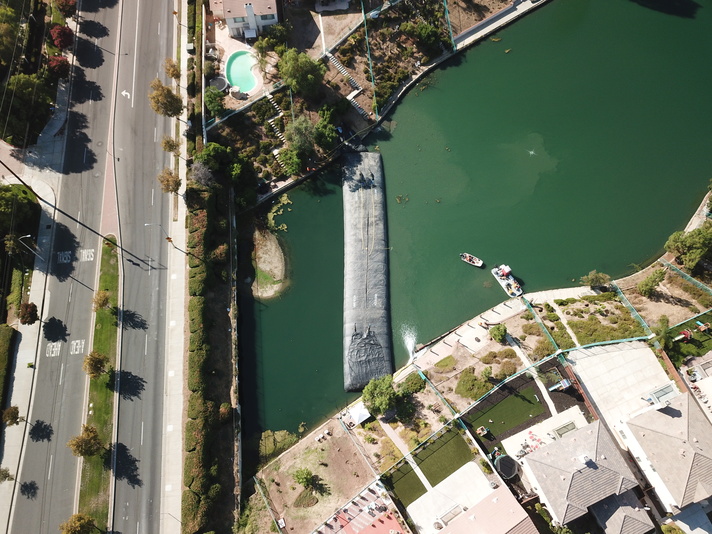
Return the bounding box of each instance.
[77,211,80,229]
[144,333,148,355]
[158,22,160,35]
[94,38,98,50]
[68,283,73,302]
[48,455,53,480]
[154,127,157,143]
[83,147,87,163]
[151,188,154,206]
[147,257,151,277]
[59,363,64,385]
[141,422,144,445]
[131,0,141,108]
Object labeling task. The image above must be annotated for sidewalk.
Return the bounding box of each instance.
[158,0,187,531]
[376,417,432,492]
[0,148,63,533]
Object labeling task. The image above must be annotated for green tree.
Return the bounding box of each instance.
[480,366,492,381]
[19,302,38,325]
[637,268,666,298]
[59,513,97,534]
[48,56,71,79]
[293,467,315,489]
[278,48,326,97]
[148,78,183,117]
[314,115,338,151]
[653,315,673,351]
[0,6,19,72]
[204,86,226,117]
[0,74,53,146]
[82,351,108,379]
[665,222,712,270]
[157,168,181,193]
[67,425,103,457]
[194,142,233,172]
[579,270,611,289]
[285,116,315,156]
[490,324,507,343]
[278,148,301,176]
[362,375,396,416]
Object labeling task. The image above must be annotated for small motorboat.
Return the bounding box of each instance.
[460,253,484,268]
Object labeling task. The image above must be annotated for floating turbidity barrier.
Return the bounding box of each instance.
[342,152,394,392]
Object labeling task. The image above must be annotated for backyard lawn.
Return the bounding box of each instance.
[414,426,473,487]
[666,310,712,367]
[462,385,546,443]
[383,461,427,509]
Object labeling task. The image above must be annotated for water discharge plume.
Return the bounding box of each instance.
[401,323,417,363]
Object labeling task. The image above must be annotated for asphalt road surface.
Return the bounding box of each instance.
[9,0,174,531]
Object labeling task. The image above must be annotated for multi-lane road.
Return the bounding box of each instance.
[9,0,176,531]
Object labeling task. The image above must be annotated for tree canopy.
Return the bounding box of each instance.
[157,168,181,193]
[579,270,611,289]
[362,375,396,416]
[278,48,326,97]
[194,142,233,172]
[664,221,712,270]
[83,351,108,379]
[67,425,103,457]
[490,324,507,343]
[50,25,74,50]
[163,58,180,81]
[0,74,53,146]
[19,302,38,325]
[59,513,96,534]
[637,268,666,298]
[284,116,315,156]
[204,86,226,117]
[293,467,315,489]
[148,78,184,117]
[0,6,19,73]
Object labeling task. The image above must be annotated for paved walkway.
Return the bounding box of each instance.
[158,3,188,532]
[376,417,432,491]
[0,105,65,534]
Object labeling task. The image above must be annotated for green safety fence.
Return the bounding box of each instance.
[610,281,653,337]
[360,0,379,119]
[659,258,712,297]
[522,297,559,352]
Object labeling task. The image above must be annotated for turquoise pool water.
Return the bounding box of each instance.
[226,51,257,92]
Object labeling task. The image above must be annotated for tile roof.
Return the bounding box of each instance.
[589,490,655,534]
[524,420,638,524]
[626,393,712,508]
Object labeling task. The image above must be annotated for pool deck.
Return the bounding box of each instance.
[209,21,266,98]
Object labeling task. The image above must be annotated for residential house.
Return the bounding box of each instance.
[623,393,712,515]
[210,0,279,38]
[521,420,654,534]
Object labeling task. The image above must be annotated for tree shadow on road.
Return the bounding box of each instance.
[75,35,105,69]
[107,369,146,400]
[48,220,81,282]
[105,442,142,488]
[20,481,38,499]
[80,0,119,12]
[29,420,53,442]
[71,68,104,104]
[79,18,110,39]
[42,317,68,342]
[111,308,148,330]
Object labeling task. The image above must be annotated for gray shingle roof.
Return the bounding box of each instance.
[524,420,638,524]
[626,393,712,508]
[589,489,654,534]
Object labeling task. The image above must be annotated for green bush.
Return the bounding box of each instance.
[532,338,556,360]
[182,490,201,530]
[495,360,517,381]
[189,272,206,296]
[479,458,492,474]
[184,451,199,488]
[398,372,426,396]
[545,312,560,322]
[294,488,318,508]
[490,324,507,343]
[455,367,493,400]
[434,355,455,370]
[554,298,578,306]
[499,348,517,360]
[187,349,207,392]
[0,325,16,407]
[187,3,196,41]
[189,296,205,332]
[521,323,541,336]
[185,418,201,452]
[581,292,617,303]
[521,311,533,320]
[480,351,496,364]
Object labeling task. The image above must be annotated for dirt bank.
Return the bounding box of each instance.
[252,227,287,300]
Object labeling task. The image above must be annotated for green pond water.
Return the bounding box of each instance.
[239,0,712,446]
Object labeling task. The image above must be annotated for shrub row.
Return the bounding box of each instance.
[0,324,16,407]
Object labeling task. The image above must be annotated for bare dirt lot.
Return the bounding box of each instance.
[257,417,373,533]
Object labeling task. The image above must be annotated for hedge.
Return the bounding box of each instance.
[0,325,16,406]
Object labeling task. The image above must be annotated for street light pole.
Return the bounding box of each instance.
[144,223,176,246]
[17,234,45,262]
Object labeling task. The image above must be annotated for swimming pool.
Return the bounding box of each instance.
[225,51,258,93]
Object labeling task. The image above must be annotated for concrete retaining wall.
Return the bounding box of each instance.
[342,152,394,391]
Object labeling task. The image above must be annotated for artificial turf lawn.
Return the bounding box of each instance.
[462,385,546,441]
[387,461,427,509]
[414,427,473,487]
